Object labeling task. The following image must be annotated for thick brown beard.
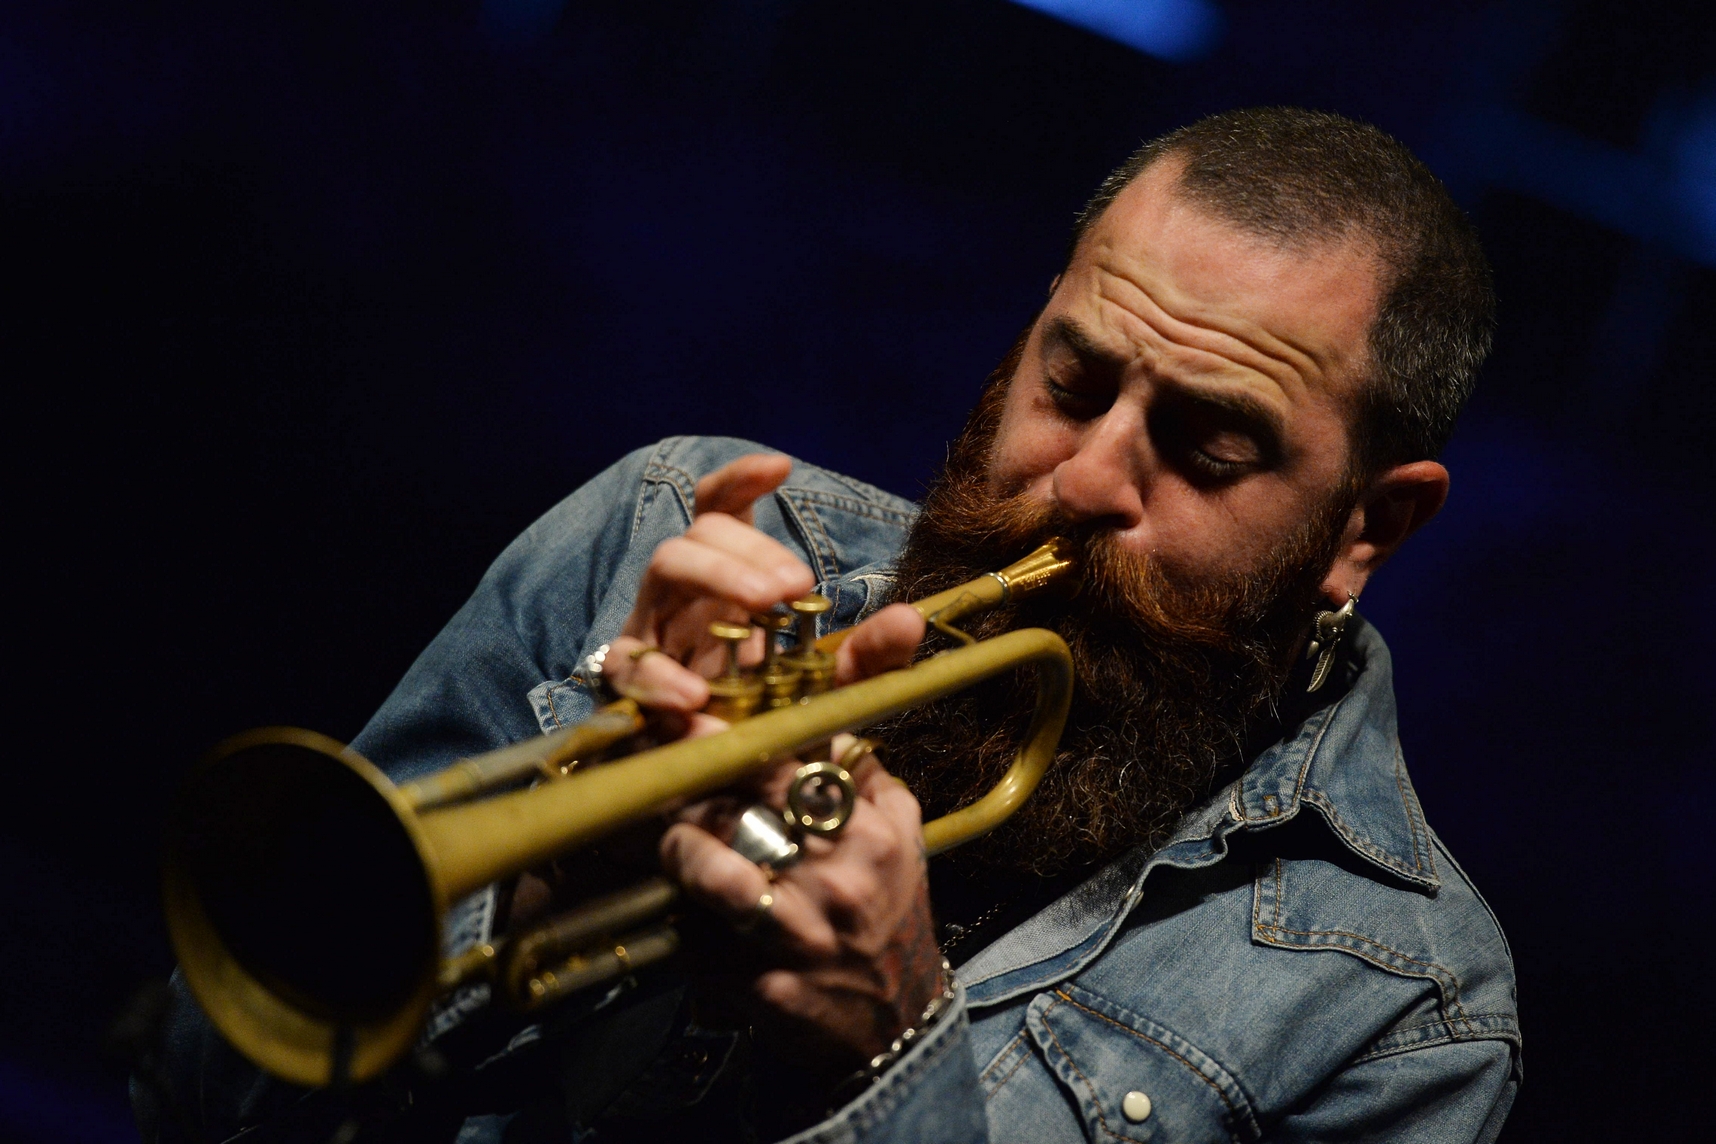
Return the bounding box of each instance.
[879,339,1358,877]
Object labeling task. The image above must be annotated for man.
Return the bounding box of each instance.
[141,107,1519,1143]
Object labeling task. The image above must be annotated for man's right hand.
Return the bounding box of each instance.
[599,453,817,713]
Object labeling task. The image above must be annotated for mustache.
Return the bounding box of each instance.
[892,461,1315,667]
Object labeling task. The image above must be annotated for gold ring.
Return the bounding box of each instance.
[835,737,878,770]
[629,645,665,663]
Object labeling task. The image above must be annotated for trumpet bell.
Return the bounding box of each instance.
[163,727,447,1087]
[162,541,1078,1087]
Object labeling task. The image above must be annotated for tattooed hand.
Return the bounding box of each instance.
[607,451,942,1080]
[661,738,945,1072]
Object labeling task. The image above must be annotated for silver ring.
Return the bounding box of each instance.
[578,642,613,692]
[734,891,776,934]
[730,804,801,869]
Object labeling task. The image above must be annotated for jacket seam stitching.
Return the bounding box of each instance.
[630,455,682,543]
[1053,990,1246,1137]
[1401,749,1438,880]
[786,487,915,526]
[1351,1018,1520,1064]
[1038,997,1150,1144]
[1356,1010,1518,1052]
[1250,923,1475,1032]
[1298,790,1433,885]
[1377,1012,1514,1037]
[987,1049,1030,1098]
[816,469,916,514]
[1391,746,1425,873]
[792,497,841,582]
[1251,867,1261,934]
[1274,858,1284,928]
[980,1033,1032,1096]
[642,460,697,517]
[978,1031,1026,1084]
[629,478,654,543]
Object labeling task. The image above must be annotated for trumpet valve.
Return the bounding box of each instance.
[783,595,836,696]
[754,612,803,709]
[705,620,764,722]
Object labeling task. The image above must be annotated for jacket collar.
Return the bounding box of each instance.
[958,614,1440,1007]
[1229,616,1440,891]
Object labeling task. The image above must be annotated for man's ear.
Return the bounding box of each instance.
[1321,460,1449,605]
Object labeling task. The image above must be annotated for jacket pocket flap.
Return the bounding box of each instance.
[1025,985,1258,1144]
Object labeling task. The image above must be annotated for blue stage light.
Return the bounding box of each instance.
[1669,94,1716,265]
[1009,0,1225,62]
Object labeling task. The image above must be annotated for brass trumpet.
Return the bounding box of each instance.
[164,541,1075,1087]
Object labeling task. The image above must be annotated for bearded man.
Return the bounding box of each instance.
[140,108,1520,1144]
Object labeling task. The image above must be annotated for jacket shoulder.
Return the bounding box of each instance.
[1252,817,1520,1059]
[644,435,916,514]
[641,436,918,582]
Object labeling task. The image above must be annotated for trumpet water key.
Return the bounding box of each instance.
[164,541,1076,1087]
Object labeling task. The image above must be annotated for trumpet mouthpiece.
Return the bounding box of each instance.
[993,538,1077,603]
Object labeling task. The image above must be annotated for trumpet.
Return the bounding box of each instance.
[164,541,1076,1087]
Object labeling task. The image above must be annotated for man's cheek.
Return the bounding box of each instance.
[986,379,1050,468]
[986,430,1062,500]
[1154,485,1276,567]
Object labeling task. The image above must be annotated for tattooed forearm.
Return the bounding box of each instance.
[864,880,943,1054]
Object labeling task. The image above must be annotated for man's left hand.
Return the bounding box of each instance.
[659,605,946,1075]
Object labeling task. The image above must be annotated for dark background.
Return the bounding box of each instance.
[5,1,1713,1140]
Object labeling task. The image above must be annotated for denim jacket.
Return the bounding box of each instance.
[145,436,1520,1144]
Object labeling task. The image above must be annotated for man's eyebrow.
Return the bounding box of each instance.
[1173,384,1287,451]
[1044,314,1287,443]
[1041,315,1128,366]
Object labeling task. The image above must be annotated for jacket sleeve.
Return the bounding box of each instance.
[1266,1039,1519,1144]
[781,989,988,1144]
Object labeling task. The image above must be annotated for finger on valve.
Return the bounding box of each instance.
[603,636,707,711]
[644,533,801,617]
[834,603,926,686]
[682,513,816,598]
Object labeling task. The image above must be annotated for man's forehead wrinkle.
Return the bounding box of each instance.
[1082,253,1322,405]
[1087,239,1333,369]
[1042,310,1133,369]
[1079,187,1378,398]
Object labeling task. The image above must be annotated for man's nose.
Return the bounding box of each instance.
[1050,410,1146,529]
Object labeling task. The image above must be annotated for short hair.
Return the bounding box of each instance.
[1070,107,1495,476]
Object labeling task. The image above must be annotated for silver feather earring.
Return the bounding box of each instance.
[1305,593,1357,693]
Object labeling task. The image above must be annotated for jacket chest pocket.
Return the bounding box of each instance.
[1024,985,1260,1144]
